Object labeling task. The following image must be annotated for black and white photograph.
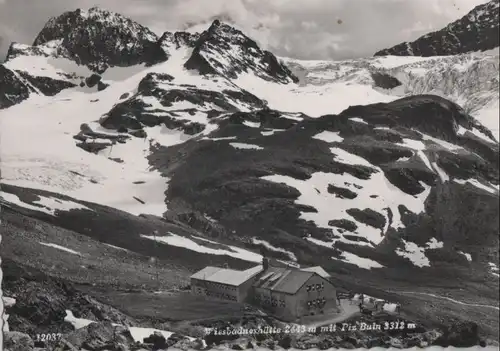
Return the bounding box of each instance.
[0,0,499,350]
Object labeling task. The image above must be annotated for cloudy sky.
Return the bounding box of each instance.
[0,0,490,61]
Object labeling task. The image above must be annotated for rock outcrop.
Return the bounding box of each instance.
[375,0,499,56]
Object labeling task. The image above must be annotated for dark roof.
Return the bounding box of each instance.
[252,267,315,294]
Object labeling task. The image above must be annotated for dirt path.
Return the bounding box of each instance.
[303,299,361,328]
[390,291,500,311]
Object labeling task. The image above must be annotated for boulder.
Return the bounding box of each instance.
[97,81,109,91]
[3,331,35,351]
[143,331,168,349]
[63,322,116,350]
[85,73,101,88]
[434,321,482,347]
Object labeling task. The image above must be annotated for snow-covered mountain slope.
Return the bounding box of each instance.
[375,0,499,57]
[1,8,498,279]
[282,52,500,141]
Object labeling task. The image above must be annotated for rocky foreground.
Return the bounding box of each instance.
[2,258,493,351]
[2,316,490,351]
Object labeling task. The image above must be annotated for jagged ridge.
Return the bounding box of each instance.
[31,7,167,72]
[375,0,499,56]
[184,20,298,84]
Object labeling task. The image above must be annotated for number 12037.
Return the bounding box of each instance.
[35,333,63,342]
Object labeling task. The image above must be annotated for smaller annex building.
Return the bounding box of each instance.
[190,258,338,322]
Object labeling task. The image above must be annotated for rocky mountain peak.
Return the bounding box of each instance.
[184,20,298,84]
[33,7,157,46]
[31,7,167,72]
[158,31,200,50]
[375,0,499,56]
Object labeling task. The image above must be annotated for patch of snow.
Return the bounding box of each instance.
[145,125,193,147]
[396,238,443,267]
[141,232,262,263]
[489,262,499,272]
[2,314,9,332]
[104,243,131,252]
[459,251,472,262]
[421,132,463,152]
[229,142,264,150]
[432,162,449,182]
[281,113,304,121]
[243,121,261,128]
[64,310,95,329]
[454,178,498,194]
[0,192,91,216]
[396,156,411,162]
[397,138,426,151]
[457,123,498,144]
[260,129,283,136]
[35,195,91,214]
[252,238,297,261]
[348,117,369,125]
[312,131,344,143]
[470,127,497,144]
[417,150,434,171]
[39,242,82,255]
[128,327,174,343]
[457,126,468,136]
[336,252,384,269]
[396,240,429,268]
[306,237,334,248]
[396,137,444,172]
[2,297,16,308]
[426,238,444,249]
[307,235,375,249]
[489,262,499,278]
[1,297,16,332]
[202,136,237,141]
[329,147,375,168]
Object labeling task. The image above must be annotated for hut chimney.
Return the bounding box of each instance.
[262,257,269,270]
